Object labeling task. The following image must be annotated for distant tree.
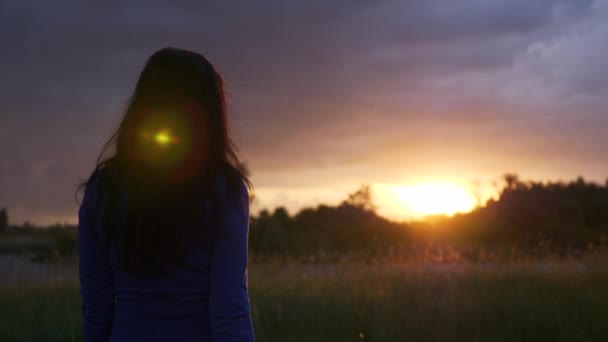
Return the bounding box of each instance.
[503,173,521,191]
[257,209,270,220]
[470,179,484,207]
[0,208,8,233]
[249,207,294,257]
[343,185,376,212]
[272,207,291,223]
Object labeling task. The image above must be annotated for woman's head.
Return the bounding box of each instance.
[80,47,250,274]
[115,47,234,181]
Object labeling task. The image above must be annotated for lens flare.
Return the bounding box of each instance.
[154,130,172,146]
[135,112,193,174]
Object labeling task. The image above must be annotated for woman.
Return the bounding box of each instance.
[77,47,255,341]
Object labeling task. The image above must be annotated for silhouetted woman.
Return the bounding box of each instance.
[77,47,254,342]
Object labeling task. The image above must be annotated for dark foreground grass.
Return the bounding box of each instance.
[1,262,607,341]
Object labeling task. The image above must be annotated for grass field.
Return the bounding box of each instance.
[1,258,607,341]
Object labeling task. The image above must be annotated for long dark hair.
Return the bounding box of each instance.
[78,47,251,275]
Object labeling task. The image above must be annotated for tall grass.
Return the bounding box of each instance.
[1,261,607,341]
[0,284,81,341]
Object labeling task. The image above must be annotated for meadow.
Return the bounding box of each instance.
[1,255,607,342]
[2,177,608,341]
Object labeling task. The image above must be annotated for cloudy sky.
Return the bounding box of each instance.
[1,0,607,224]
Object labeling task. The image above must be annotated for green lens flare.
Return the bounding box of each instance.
[135,111,191,170]
[154,130,172,145]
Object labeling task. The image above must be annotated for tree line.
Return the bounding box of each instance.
[3,174,608,260]
[249,175,608,258]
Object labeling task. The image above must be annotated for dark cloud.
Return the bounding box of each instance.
[0,0,606,223]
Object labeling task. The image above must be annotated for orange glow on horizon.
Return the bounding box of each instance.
[375,182,477,219]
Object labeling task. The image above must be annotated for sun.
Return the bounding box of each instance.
[393,182,477,217]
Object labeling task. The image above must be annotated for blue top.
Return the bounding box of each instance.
[78,176,255,342]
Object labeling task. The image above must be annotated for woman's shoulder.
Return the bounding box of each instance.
[213,170,249,216]
[79,165,122,225]
[215,167,249,197]
[78,168,111,242]
[81,168,103,208]
[83,164,113,195]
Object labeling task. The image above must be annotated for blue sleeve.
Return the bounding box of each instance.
[209,180,255,342]
[78,180,115,342]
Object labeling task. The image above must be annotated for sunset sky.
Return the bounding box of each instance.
[1,0,608,224]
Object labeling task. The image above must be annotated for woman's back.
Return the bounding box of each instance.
[78,174,254,341]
